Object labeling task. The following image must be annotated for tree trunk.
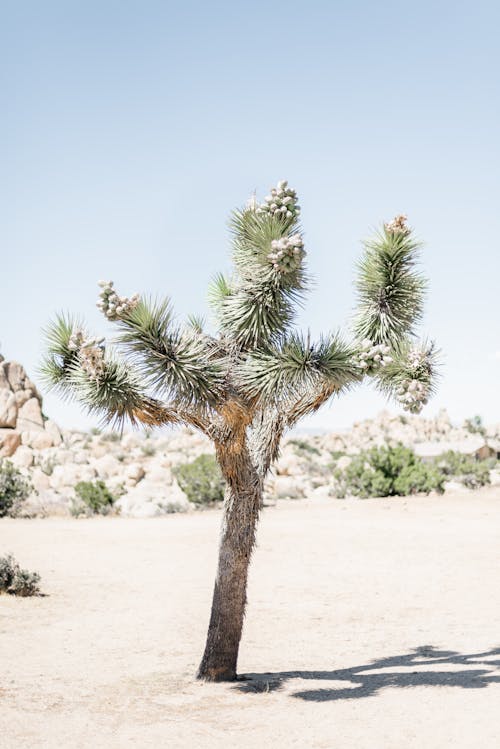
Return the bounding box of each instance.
[196,443,262,681]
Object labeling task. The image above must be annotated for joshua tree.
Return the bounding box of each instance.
[42,180,438,681]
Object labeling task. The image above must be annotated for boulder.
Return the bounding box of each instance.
[11,445,34,469]
[14,390,35,408]
[310,485,333,499]
[271,475,305,499]
[22,431,54,450]
[31,468,51,492]
[443,480,471,493]
[52,448,77,465]
[121,433,141,450]
[72,449,91,465]
[17,398,44,432]
[125,463,146,485]
[144,462,173,484]
[4,362,26,391]
[93,454,122,479]
[0,429,21,458]
[117,479,190,517]
[44,420,62,446]
[50,464,97,490]
[336,455,352,471]
[0,362,9,389]
[88,443,111,459]
[0,390,18,428]
[4,362,41,402]
[120,500,163,518]
[489,469,500,487]
[160,450,189,467]
[274,451,302,476]
[22,489,71,517]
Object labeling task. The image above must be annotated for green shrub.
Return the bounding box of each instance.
[100,432,121,443]
[437,451,491,489]
[173,454,225,505]
[0,554,41,596]
[71,480,117,517]
[333,444,445,498]
[288,439,321,457]
[463,415,486,437]
[0,460,33,517]
[329,450,346,462]
[140,442,156,457]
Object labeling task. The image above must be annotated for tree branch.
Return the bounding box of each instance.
[40,313,216,435]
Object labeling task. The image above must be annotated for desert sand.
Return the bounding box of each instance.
[1,490,500,748]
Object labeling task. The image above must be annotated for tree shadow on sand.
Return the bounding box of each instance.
[234,646,500,702]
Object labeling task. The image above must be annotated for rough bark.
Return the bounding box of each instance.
[196,440,262,681]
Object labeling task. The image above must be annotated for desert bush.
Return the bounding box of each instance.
[0,553,41,596]
[329,450,347,461]
[100,432,121,443]
[0,460,33,517]
[288,439,321,457]
[71,479,118,517]
[140,442,156,457]
[438,451,491,489]
[463,415,486,437]
[173,454,225,505]
[333,444,444,498]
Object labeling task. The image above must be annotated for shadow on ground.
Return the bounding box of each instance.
[235,646,500,702]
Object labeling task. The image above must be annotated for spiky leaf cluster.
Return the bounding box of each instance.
[353,216,426,347]
[211,194,308,349]
[238,333,360,406]
[40,314,171,428]
[114,299,225,409]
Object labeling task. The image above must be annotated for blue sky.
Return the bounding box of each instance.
[2,1,499,431]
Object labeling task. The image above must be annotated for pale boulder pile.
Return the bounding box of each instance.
[268,409,500,500]
[0,358,208,517]
[0,357,62,457]
[11,427,211,518]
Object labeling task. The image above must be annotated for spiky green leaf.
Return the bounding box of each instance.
[353,225,426,346]
[238,332,360,405]
[115,297,226,407]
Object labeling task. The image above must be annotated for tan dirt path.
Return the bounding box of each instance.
[1,489,500,748]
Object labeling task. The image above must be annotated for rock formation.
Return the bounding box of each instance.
[0,355,61,458]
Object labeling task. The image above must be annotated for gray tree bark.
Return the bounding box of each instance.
[196,442,262,681]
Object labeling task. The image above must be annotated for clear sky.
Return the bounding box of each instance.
[2,0,499,431]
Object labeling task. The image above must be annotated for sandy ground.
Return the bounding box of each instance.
[1,490,500,748]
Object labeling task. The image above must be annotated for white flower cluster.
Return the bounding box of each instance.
[397,379,429,414]
[96,280,140,321]
[407,347,427,369]
[68,329,106,381]
[267,234,305,274]
[397,346,430,413]
[256,180,301,220]
[356,338,393,373]
[384,214,410,235]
